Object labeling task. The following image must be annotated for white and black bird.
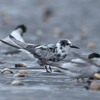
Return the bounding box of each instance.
[0,35,79,72]
[0,25,27,54]
[38,53,100,83]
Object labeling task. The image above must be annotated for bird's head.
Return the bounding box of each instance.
[56,39,79,52]
[15,24,27,36]
[88,53,100,59]
[56,39,79,55]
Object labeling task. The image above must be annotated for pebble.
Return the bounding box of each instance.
[3,17,11,24]
[11,80,23,85]
[53,27,62,38]
[36,29,43,36]
[89,73,100,80]
[1,10,7,17]
[81,35,87,40]
[15,63,27,68]
[87,43,96,48]
[18,70,28,74]
[1,68,13,74]
[85,81,100,90]
[0,61,4,64]
[43,8,52,21]
[81,27,88,33]
[14,73,25,77]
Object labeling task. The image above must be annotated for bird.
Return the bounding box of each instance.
[38,53,100,83]
[0,24,27,54]
[69,52,100,80]
[71,52,100,65]
[0,35,79,72]
[87,53,100,65]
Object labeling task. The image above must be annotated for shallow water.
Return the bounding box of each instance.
[0,0,100,100]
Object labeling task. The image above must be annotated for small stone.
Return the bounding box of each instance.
[81,27,88,33]
[43,8,52,21]
[1,10,7,17]
[2,68,11,71]
[15,63,27,68]
[85,81,100,90]
[81,35,87,40]
[18,70,28,74]
[1,68,13,74]
[3,17,11,24]
[3,71,12,74]
[89,73,100,80]
[0,61,4,64]
[36,29,43,36]
[14,73,25,77]
[87,43,96,48]
[53,27,63,38]
[11,80,23,85]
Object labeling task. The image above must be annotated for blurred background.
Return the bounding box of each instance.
[0,0,100,54]
[0,0,100,100]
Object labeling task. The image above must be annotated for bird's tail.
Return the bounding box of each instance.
[0,34,35,49]
[9,35,29,48]
[9,34,36,49]
[0,39,20,49]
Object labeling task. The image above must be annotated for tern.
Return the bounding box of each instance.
[38,53,100,83]
[0,25,27,54]
[71,52,100,64]
[0,35,79,72]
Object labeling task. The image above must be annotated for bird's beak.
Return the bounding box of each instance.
[70,45,79,49]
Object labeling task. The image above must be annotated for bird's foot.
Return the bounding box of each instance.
[49,66,52,72]
[82,78,84,83]
[77,78,79,83]
[45,66,52,73]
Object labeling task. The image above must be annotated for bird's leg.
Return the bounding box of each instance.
[82,78,84,83]
[49,65,52,72]
[45,65,50,73]
[77,78,79,83]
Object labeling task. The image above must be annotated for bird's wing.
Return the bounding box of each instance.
[0,39,20,49]
[61,62,90,73]
[10,35,56,60]
[0,35,37,56]
[34,44,57,60]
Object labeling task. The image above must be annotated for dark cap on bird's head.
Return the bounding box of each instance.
[88,53,100,59]
[15,24,27,33]
[60,39,79,49]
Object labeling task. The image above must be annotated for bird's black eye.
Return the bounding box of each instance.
[66,42,69,45]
